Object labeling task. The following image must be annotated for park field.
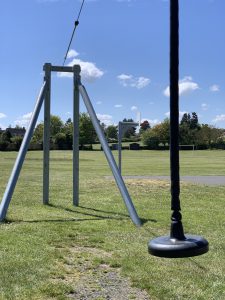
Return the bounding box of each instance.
[0,150,224,299]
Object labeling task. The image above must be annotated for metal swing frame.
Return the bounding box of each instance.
[0,63,141,226]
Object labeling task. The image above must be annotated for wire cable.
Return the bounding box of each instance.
[63,0,85,66]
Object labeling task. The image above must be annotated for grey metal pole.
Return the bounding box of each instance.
[78,84,142,227]
[118,122,122,174]
[43,63,51,205]
[73,65,80,206]
[0,82,47,221]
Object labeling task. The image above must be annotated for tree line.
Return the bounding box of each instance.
[0,112,225,151]
[141,113,225,149]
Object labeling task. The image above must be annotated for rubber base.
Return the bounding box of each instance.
[148,235,209,258]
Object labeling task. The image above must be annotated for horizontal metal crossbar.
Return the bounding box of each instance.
[43,64,75,73]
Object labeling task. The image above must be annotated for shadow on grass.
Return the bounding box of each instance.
[12,217,111,223]
[188,257,208,271]
[79,205,157,224]
[3,203,157,225]
[48,203,127,221]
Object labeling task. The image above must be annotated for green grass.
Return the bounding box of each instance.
[0,150,224,299]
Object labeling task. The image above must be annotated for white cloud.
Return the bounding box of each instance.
[209,84,219,92]
[97,114,113,126]
[67,49,79,59]
[131,106,138,111]
[0,113,7,119]
[117,74,132,82]
[114,104,123,108]
[58,51,104,82]
[212,114,225,123]
[96,101,102,105]
[201,103,209,111]
[117,73,150,89]
[164,76,199,97]
[14,112,32,128]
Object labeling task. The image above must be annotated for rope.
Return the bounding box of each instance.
[62,0,85,66]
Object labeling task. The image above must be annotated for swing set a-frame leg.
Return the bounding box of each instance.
[78,83,142,227]
[0,82,47,222]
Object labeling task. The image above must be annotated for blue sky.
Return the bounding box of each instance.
[0,0,224,129]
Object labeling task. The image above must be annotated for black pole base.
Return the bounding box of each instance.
[148,234,209,258]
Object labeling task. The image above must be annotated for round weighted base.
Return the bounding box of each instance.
[148,235,209,258]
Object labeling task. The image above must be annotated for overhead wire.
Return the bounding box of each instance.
[62,0,85,66]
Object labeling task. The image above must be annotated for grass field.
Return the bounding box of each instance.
[0,150,224,299]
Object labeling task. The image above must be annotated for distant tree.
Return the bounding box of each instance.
[79,113,96,146]
[65,118,72,124]
[32,123,44,143]
[15,124,23,129]
[140,120,150,133]
[195,124,223,146]
[179,112,200,145]
[105,125,118,140]
[141,128,160,149]
[50,115,64,137]
[152,118,170,145]
[62,118,73,148]
[54,132,67,149]
[190,112,200,130]
[0,129,11,150]
[180,113,191,126]
[1,129,12,143]
[11,136,23,150]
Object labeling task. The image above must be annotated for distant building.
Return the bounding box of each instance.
[5,127,26,137]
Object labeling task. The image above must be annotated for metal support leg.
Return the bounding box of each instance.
[73,66,80,206]
[0,82,47,221]
[78,84,141,227]
[118,122,122,174]
[43,63,51,205]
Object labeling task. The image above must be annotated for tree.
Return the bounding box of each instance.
[180,113,191,126]
[79,113,96,146]
[190,112,200,130]
[179,112,200,145]
[152,119,170,145]
[32,123,44,143]
[105,125,118,140]
[54,132,67,149]
[1,129,12,143]
[195,124,223,147]
[62,118,73,148]
[140,120,150,133]
[50,115,64,137]
[0,129,12,150]
[141,128,160,149]
[11,136,23,150]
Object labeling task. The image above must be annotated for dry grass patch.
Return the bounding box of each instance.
[51,245,150,300]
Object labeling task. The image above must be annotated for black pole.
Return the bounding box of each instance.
[148,0,209,258]
[169,0,185,240]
